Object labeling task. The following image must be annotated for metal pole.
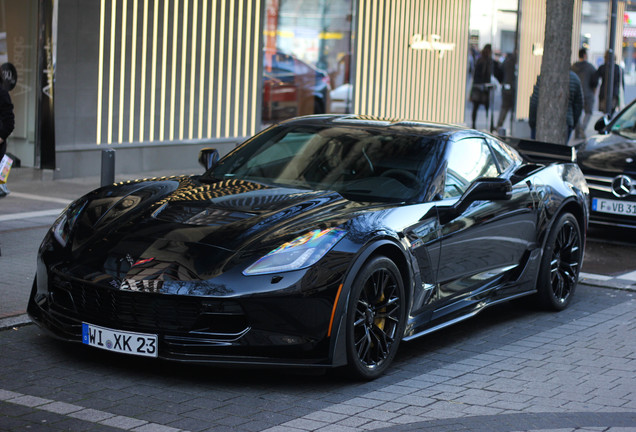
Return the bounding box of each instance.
[101,149,115,187]
[605,0,618,115]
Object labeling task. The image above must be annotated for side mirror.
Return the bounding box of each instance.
[459,177,512,204]
[594,115,611,133]
[438,178,512,223]
[198,147,220,170]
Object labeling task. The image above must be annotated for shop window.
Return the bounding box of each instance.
[262,0,353,125]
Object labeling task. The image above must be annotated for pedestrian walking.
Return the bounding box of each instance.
[571,48,597,139]
[529,70,583,141]
[0,64,16,198]
[470,44,494,130]
[593,50,624,115]
[495,51,516,132]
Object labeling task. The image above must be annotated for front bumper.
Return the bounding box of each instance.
[27,266,345,367]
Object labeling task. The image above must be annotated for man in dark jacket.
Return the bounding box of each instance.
[529,71,583,141]
[593,50,624,114]
[571,48,597,139]
[495,51,516,131]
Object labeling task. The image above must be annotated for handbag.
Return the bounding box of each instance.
[0,154,13,184]
[470,85,489,104]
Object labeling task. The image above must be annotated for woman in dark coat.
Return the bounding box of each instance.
[470,44,494,129]
[0,86,14,161]
[0,83,15,199]
[0,62,16,160]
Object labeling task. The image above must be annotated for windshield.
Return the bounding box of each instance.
[610,102,636,139]
[205,124,438,203]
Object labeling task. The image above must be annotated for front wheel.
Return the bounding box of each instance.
[536,212,582,311]
[345,256,406,380]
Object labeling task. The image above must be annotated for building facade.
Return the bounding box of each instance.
[0,0,625,179]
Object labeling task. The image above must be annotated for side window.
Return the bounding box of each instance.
[489,139,515,173]
[444,138,499,198]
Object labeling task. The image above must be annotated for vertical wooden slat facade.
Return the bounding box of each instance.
[516,0,583,119]
[352,0,470,123]
[611,1,626,66]
[93,0,600,145]
[96,0,263,145]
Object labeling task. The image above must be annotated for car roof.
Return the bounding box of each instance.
[277,114,485,141]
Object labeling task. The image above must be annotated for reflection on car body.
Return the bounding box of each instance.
[28,115,588,379]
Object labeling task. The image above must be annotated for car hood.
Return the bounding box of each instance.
[55,176,384,286]
[578,133,636,176]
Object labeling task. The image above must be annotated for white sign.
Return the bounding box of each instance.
[410,34,455,58]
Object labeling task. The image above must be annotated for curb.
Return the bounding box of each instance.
[579,272,636,292]
[0,314,32,331]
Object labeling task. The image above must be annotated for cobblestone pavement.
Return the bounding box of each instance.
[0,284,634,432]
[1,168,636,431]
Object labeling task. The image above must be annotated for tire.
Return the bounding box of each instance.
[536,212,582,311]
[345,256,406,380]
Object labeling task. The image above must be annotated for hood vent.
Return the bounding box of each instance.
[153,203,255,226]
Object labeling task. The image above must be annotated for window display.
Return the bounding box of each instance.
[263,0,353,124]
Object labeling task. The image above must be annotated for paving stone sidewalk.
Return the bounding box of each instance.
[0,284,634,431]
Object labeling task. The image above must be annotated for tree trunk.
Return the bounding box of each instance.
[536,0,574,144]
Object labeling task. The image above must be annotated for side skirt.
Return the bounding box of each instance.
[402,289,536,342]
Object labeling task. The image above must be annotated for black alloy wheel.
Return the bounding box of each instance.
[537,212,582,310]
[346,256,406,380]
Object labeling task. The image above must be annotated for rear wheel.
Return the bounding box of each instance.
[345,256,406,380]
[536,212,582,310]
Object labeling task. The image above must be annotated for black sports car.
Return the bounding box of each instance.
[579,99,636,229]
[28,115,589,379]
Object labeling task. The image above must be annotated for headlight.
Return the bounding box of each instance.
[52,200,87,247]
[243,228,346,275]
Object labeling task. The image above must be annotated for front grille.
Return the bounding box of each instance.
[585,174,636,227]
[585,174,636,197]
[49,275,249,336]
[585,174,614,194]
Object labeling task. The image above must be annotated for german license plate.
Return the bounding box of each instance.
[592,198,636,216]
[82,323,158,358]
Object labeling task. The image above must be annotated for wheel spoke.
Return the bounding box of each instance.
[553,271,564,300]
[371,331,391,359]
[562,224,573,248]
[355,327,371,361]
[372,326,393,346]
[550,258,559,273]
[353,317,366,327]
